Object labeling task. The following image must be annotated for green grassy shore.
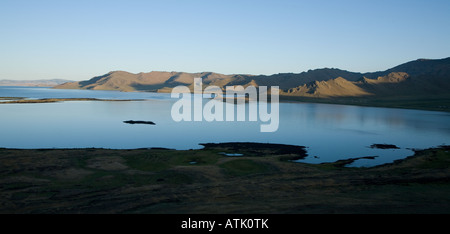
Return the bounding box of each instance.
[0,143,449,214]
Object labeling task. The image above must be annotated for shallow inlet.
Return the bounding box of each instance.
[219,152,244,157]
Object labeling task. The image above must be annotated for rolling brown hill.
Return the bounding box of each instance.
[56,71,245,92]
[55,57,450,99]
[284,77,372,97]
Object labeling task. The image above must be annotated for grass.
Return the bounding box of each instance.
[343,183,450,214]
[220,159,271,176]
[125,153,172,172]
[416,150,450,169]
[125,150,220,172]
[77,171,192,189]
[0,144,449,213]
[169,151,220,166]
[11,192,30,201]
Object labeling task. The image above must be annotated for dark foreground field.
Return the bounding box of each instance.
[0,143,449,214]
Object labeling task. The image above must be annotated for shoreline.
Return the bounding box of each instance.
[2,91,450,113]
[0,97,144,104]
[1,143,449,214]
[278,94,450,113]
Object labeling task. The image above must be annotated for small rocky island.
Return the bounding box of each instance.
[123,120,156,125]
[370,144,400,149]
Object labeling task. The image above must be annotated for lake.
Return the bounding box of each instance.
[1,86,449,167]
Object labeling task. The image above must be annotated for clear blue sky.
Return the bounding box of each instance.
[1,0,449,80]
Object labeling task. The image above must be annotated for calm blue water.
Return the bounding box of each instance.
[1,86,450,167]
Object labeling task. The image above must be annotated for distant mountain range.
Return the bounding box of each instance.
[55,58,450,100]
[1,79,73,87]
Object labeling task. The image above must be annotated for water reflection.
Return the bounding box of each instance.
[1,87,449,167]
